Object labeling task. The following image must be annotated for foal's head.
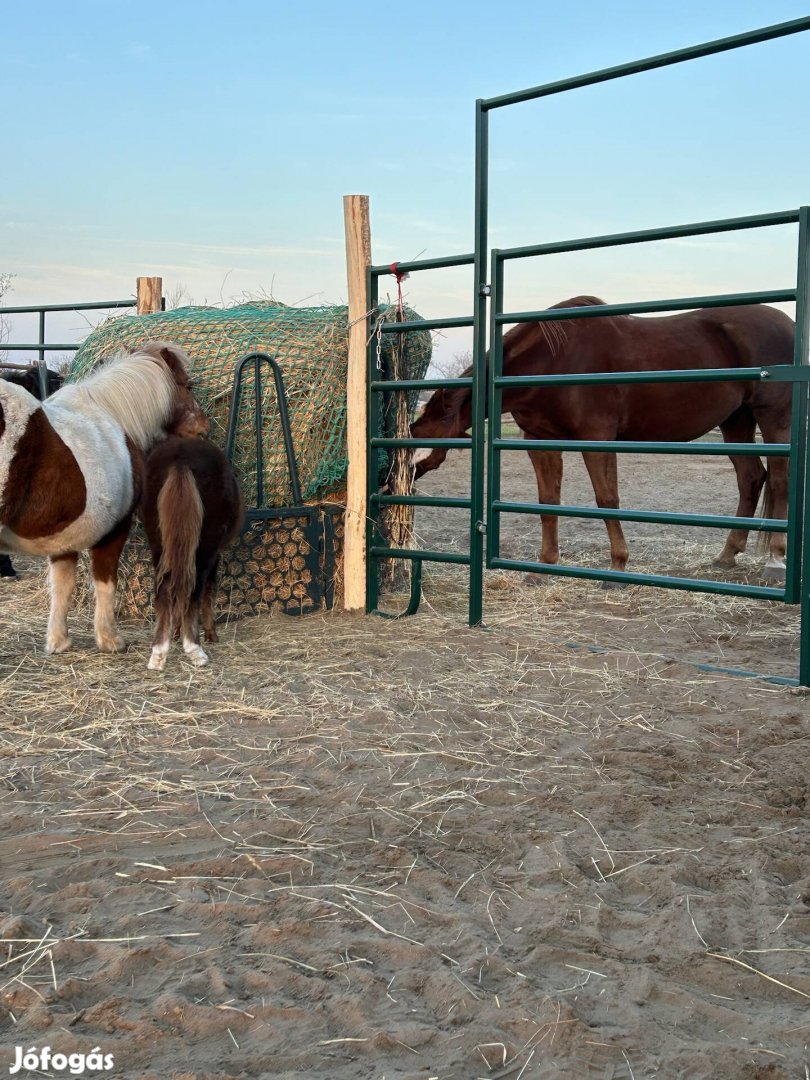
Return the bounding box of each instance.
[138,342,210,439]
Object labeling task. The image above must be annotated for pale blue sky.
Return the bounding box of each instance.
[3,0,810,364]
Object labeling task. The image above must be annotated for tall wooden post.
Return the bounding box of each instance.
[343,195,371,611]
[136,276,163,315]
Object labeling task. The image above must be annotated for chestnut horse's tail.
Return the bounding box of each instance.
[155,465,203,622]
[757,469,776,553]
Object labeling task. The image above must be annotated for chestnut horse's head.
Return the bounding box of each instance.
[138,341,210,440]
[409,379,473,481]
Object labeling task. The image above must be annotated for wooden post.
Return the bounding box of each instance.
[343,195,371,611]
[136,276,163,315]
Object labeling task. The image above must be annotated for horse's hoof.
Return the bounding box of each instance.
[761,562,786,583]
[203,629,219,644]
[523,572,548,587]
[601,579,626,591]
[147,654,167,672]
[712,556,737,570]
[45,636,72,654]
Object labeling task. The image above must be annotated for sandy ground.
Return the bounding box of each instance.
[0,447,808,1080]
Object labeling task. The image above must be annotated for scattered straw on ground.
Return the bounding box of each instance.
[0,552,807,1078]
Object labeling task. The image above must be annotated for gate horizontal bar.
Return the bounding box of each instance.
[373,494,472,509]
[370,253,475,274]
[2,342,81,351]
[371,377,473,392]
[0,300,134,314]
[481,17,810,110]
[497,210,800,260]
[370,547,471,566]
[490,557,786,600]
[377,316,475,333]
[492,499,787,532]
[496,289,796,326]
[494,438,790,456]
[372,437,472,449]
[495,367,772,388]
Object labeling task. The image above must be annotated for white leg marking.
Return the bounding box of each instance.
[182,636,209,667]
[147,640,170,671]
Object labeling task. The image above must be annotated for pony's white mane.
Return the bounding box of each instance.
[54,353,177,450]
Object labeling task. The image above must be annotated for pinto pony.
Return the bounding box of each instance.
[0,342,209,653]
[142,436,244,671]
[411,298,794,583]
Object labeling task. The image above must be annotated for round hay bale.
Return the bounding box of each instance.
[69,301,431,509]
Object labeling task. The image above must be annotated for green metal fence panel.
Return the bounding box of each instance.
[364,16,810,684]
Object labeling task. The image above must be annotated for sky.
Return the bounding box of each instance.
[3,0,810,368]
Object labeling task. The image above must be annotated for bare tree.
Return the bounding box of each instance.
[0,273,13,360]
[431,348,471,380]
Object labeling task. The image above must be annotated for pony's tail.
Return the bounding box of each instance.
[155,465,203,622]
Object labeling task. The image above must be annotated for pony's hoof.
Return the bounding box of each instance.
[45,635,72,655]
[185,645,209,667]
[203,628,219,644]
[97,635,124,653]
[601,579,626,591]
[147,650,167,671]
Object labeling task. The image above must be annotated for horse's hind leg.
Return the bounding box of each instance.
[713,409,766,570]
[45,552,78,654]
[523,449,563,586]
[753,404,791,581]
[581,450,629,588]
[90,515,132,652]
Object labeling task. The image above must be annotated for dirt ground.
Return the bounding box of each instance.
[0,447,808,1080]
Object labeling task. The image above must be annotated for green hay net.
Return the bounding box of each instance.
[69,301,431,508]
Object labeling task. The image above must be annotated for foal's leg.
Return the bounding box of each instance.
[581,450,629,587]
[713,409,766,570]
[523,448,563,587]
[46,552,78,654]
[754,406,791,581]
[147,579,174,671]
[90,515,131,652]
[181,585,209,667]
[201,557,221,643]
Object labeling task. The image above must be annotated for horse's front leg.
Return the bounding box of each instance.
[46,552,79,653]
[90,515,132,652]
[523,448,563,586]
[581,450,629,588]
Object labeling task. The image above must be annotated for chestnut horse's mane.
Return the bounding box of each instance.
[503,295,607,360]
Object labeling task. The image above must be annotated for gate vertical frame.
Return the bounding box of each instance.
[469,100,489,626]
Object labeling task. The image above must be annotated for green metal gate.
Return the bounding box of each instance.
[367,16,810,686]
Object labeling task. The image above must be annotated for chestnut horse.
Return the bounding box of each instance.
[0,342,209,653]
[412,297,794,583]
[143,436,244,671]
